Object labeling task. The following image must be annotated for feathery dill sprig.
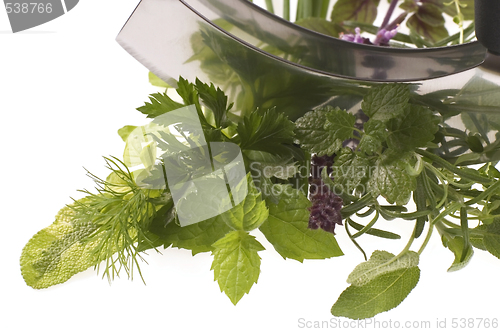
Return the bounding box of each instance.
[70,156,161,283]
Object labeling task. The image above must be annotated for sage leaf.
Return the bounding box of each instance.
[347,250,419,286]
[332,266,420,319]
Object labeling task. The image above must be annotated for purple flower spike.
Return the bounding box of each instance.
[374,27,399,46]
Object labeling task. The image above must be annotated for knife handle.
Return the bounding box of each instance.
[475,0,500,55]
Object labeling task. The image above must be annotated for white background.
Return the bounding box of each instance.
[1,1,500,332]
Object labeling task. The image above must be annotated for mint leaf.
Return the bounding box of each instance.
[295,17,343,37]
[195,78,233,128]
[358,119,387,154]
[331,0,380,24]
[294,107,343,155]
[331,265,420,319]
[245,150,298,180]
[237,107,296,156]
[219,174,269,232]
[442,236,474,272]
[137,92,184,118]
[20,200,101,289]
[347,250,419,286]
[163,216,232,255]
[386,104,440,152]
[368,155,416,205]
[211,230,265,305]
[331,148,371,193]
[361,84,410,122]
[324,108,357,143]
[259,185,343,262]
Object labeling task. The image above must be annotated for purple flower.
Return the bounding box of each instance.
[374,27,398,46]
[340,27,372,45]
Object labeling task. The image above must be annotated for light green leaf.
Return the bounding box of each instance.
[368,155,416,205]
[470,219,500,259]
[347,250,419,286]
[117,125,138,142]
[219,174,269,231]
[386,104,440,152]
[259,185,343,262]
[332,266,420,319]
[331,148,371,193]
[20,200,101,289]
[324,108,357,143]
[163,216,232,255]
[442,236,474,272]
[148,72,172,88]
[211,230,265,305]
[361,84,410,122]
[358,119,387,154]
[294,107,343,155]
[331,0,380,24]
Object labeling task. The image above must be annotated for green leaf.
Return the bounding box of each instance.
[195,78,233,128]
[331,0,380,24]
[368,155,416,205]
[20,200,101,289]
[211,230,265,305]
[245,150,298,180]
[294,107,343,155]
[358,119,387,154]
[324,108,357,143]
[386,104,440,152]
[407,5,449,44]
[331,265,420,319]
[136,92,184,118]
[148,72,172,88]
[470,219,500,259]
[361,84,410,122]
[237,107,296,156]
[219,174,269,232]
[295,17,343,37]
[162,216,232,255]
[117,125,138,142]
[442,236,474,272]
[347,250,419,286]
[331,148,371,193]
[259,185,343,262]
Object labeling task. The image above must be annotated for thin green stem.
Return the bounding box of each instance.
[283,0,290,21]
[302,0,313,19]
[417,223,434,255]
[265,0,275,14]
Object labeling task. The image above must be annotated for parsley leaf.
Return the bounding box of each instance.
[136,92,184,118]
[386,104,440,152]
[259,185,343,262]
[295,107,343,155]
[361,84,410,122]
[195,78,233,128]
[237,107,296,156]
[211,230,265,305]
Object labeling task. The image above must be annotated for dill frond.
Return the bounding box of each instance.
[70,156,166,283]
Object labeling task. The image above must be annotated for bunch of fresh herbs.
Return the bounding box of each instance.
[20,0,500,321]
